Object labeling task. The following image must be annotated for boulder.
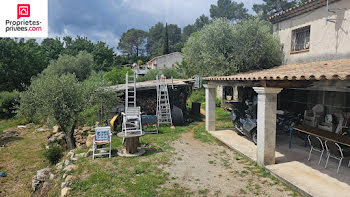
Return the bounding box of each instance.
[63,165,77,173]
[48,132,66,147]
[61,187,70,197]
[35,127,50,133]
[53,125,60,133]
[86,134,94,148]
[32,168,50,191]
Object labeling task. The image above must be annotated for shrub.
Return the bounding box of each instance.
[44,143,64,165]
[162,68,182,79]
[0,91,19,119]
[104,66,134,85]
[187,89,205,104]
[137,69,161,82]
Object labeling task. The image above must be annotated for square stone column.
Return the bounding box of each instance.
[204,84,217,131]
[253,87,283,166]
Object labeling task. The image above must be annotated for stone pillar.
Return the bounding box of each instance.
[216,85,224,104]
[204,84,217,131]
[233,86,239,101]
[253,87,283,166]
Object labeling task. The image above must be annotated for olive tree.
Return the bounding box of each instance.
[183,18,282,77]
[19,73,84,149]
[18,53,118,150]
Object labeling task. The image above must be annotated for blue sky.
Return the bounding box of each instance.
[48,0,262,48]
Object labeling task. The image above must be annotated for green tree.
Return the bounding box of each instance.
[137,69,161,82]
[182,15,211,42]
[63,36,94,56]
[210,0,249,22]
[0,38,48,91]
[18,71,117,150]
[118,29,148,56]
[253,0,296,20]
[41,38,64,60]
[168,24,183,53]
[147,22,164,56]
[43,51,94,81]
[183,18,282,76]
[92,41,115,71]
[104,67,134,85]
[0,91,19,119]
[163,23,169,55]
[162,68,181,79]
[19,74,84,149]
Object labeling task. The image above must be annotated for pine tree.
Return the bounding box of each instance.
[163,23,169,55]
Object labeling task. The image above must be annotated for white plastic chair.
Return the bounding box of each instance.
[92,126,112,160]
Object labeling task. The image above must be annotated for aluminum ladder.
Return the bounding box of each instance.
[122,72,142,138]
[156,75,173,126]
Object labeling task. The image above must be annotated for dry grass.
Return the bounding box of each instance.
[0,129,49,196]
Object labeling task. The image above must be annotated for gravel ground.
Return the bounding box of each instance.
[163,127,300,197]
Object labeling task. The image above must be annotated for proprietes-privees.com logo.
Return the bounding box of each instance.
[0,0,48,37]
[5,4,42,32]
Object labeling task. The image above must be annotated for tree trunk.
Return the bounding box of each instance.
[65,130,76,150]
[61,122,76,150]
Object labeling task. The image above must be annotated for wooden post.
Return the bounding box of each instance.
[125,137,139,154]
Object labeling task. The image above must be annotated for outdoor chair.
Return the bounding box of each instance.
[324,140,347,174]
[122,107,143,137]
[304,104,324,127]
[92,126,112,160]
[307,135,324,165]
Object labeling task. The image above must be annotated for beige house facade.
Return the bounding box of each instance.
[271,0,350,65]
[147,52,184,70]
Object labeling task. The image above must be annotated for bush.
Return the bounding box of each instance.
[162,68,182,79]
[187,89,205,104]
[104,66,134,85]
[137,69,161,82]
[0,91,19,119]
[44,143,63,165]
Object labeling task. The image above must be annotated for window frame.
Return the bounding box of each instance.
[290,25,311,54]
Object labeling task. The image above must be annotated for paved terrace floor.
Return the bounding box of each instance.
[209,129,350,197]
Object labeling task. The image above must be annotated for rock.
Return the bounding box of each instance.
[86,134,94,148]
[36,168,50,181]
[32,168,50,191]
[53,125,60,133]
[17,125,26,129]
[63,165,77,173]
[82,126,92,132]
[61,182,67,189]
[75,153,86,158]
[64,159,70,166]
[26,123,35,129]
[48,132,66,147]
[65,175,74,184]
[35,127,50,133]
[3,128,17,134]
[49,173,54,180]
[61,187,70,197]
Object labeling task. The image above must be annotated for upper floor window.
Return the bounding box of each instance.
[291,25,310,53]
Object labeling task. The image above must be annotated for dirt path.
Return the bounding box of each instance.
[163,122,299,197]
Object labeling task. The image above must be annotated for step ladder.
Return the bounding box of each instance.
[156,75,173,126]
[122,72,142,138]
[125,72,136,109]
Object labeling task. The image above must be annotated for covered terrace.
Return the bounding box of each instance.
[203,59,350,196]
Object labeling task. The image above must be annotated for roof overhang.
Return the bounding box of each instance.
[203,59,350,90]
[269,0,340,24]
